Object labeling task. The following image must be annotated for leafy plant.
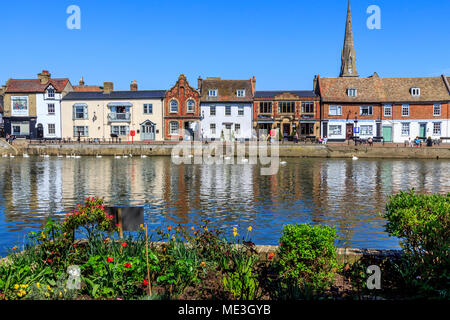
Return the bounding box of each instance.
[277,224,338,293]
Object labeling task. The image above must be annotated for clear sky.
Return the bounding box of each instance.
[2,0,450,91]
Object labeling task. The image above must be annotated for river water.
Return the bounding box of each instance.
[1,156,449,255]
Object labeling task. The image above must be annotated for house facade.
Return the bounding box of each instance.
[2,71,72,139]
[199,76,254,141]
[253,90,320,139]
[164,74,201,140]
[61,82,166,141]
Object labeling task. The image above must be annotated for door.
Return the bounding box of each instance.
[37,124,44,139]
[322,122,328,138]
[141,123,155,141]
[346,123,354,140]
[419,123,426,138]
[224,124,232,141]
[382,126,392,142]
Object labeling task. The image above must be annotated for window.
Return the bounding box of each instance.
[225,106,231,116]
[235,123,241,134]
[278,101,295,113]
[360,106,373,116]
[210,123,216,135]
[11,121,29,135]
[259,102,272,114]
[401,123,410,136]
[301,102,314,113]
[225,124,232,130]
[433,123,441,136]
[434,104,441,116]
[208,89,218,97]
[186,100,195,113]
[236,89,245,97]
[73,126,88,137]
[210,106,216,116]
[47,103,55,114]
[238,106,244,116]
[384,105,392,117]
[402,104,409,116]
[73,104,88,119]
[170,100,178,113]
[143,104,153,114]
[411,88,420,97]
[347,88,357,97]
[329,105,342,116]
[47,87,55,98]
[11,96,29,116]
[48,124,55,135]
[111,125,129,136]
[300,123,314,135]
[329,125,342,136]
[169,122,179,135]
[360,125,373,135]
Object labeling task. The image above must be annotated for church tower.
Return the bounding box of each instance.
[340,0,358,77]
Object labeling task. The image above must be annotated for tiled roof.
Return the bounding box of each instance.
[6,78,69,93]
[63,90,166,100]
[200,78,253,102]
[254,90,317,98]
[319,76,450,103]
[73,85,103,92]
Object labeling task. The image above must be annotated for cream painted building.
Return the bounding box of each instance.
[61,83,166,141]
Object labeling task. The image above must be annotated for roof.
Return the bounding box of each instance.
[318,75,450,103]
[73,85,103,92]
[254,90,317,98]
[200,78,253,102]
[5,78,69,93]
[62,90,166,100]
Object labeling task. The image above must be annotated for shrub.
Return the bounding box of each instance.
[383,190,450,298]
[277,224,338,292]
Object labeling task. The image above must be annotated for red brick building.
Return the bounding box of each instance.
[164,74,201,140]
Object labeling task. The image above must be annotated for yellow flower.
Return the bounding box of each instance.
[41,233,45,239]
[204,226,208,231]
[36,282,41,289]
[247,226,252,232]
[233,231,238,237]
[233,227,237,232]
[59,291,62,298]
[14,284,19,290]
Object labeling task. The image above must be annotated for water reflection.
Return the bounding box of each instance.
[1,156,449,255]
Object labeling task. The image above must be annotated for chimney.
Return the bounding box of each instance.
[103,82,114,94]
[79,76,85,86]
[197,76,202,91]
[38,70,51,84]
[250,76,256,95]
[130,80,138,91]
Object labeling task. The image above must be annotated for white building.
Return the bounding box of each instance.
[198,77,254,141]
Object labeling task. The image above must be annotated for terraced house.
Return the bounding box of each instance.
[61,81,165,141]
[199,76,254,141]
[164,74,201,140]
[2,70,73,139]
[253,90,320,140]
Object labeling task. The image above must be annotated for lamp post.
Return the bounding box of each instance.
[354,113,358,145]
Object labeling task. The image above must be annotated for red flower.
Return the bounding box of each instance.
[121,242,128,248]
[142,280,149,286]
[124,263,132,269]
[167,225,172,232]
[107,257,114,263]
[48,259,52,263]
[268,252,275,260]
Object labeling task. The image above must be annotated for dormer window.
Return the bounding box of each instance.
[411,88,421,97]
[47,86,55,98]
[208,89,218,97]
[347,88,357,97]
[236,89,245,97]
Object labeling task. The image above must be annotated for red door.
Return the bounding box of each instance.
[346,124,354,140]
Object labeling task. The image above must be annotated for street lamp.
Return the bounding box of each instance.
[354,112,358,145]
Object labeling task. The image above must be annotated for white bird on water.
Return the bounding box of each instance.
[57,154,63,158]
[280,161,287,165]
[2,154,8,158]
[96,154,102,158]
[141,155,147,158]
[74,155,81,159]
[352,156,359,160]
[224,156,231,160]
[66,154,71,158]
[115,155,122,159]
[23,153,30,158]
[9,154,15,158]
[43,154,50,158]
[241,158,249,163]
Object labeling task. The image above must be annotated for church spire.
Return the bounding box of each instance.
[340,0,358,77]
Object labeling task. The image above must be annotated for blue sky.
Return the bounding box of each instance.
[2,0,450,91]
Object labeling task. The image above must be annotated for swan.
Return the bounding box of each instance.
[129,154,133,158]
[74,155,81,159]
[224,156,231,160]
[123,155,128,158]
[115,155,122,159]
[43,154,50,158]
[96,154,102,158]
[2,154,8,158]
[352,156,359,160]
[23,153,30,158]
[66,154,71,158]
[280,161,287,165]
[57,154,63,158]
[141,155,147,158]
[241,158,249,163]
[9,154,15,158]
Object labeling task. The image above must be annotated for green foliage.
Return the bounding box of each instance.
[277,224,338,292]
[223,252,260,300]
[383,190,450,298]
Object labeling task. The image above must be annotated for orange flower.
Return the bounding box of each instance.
[201,261,206,267]
[167,225,172,232]
[268,252,275,260]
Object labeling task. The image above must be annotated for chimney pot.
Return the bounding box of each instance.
[38,70,51,84]
[103,82,114,94]
[130,80,138,91]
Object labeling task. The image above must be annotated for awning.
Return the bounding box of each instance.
[73,103,88,107]
[107,102,133,107]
